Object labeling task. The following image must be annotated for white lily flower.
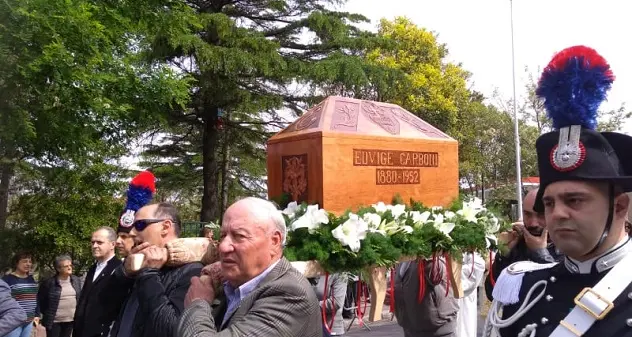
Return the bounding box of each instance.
[363,213,382,230]
[401,225,413,234]
[331,213,368,252]
[436,222,456,237]
[409,210,431,227]
[363,213,387,235]
[444,211,456,220]
[431,213,455,237]
[371,202,388,213]
[387,204,407,219]
[282,201,299,220]
[291,204,329,234]
[457,201,481,223]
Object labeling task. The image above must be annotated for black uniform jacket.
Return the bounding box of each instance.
[498,238,632,337]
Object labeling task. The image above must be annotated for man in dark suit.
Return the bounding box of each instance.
[178,197,322,337]
[73,226,121,337]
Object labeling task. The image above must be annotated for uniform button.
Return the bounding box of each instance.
[628,292,632,300]
[546,295,554,301]
[627,318,632,327]
[549,276,557,282]
[541,317,549,324]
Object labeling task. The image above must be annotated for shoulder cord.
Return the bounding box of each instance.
[484,280,548,337]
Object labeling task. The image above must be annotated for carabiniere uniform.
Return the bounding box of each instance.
[483,45,632,337]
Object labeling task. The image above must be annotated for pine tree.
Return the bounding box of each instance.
[138,0,387,221]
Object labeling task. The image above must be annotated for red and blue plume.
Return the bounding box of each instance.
[536,45,615,130]
[125,171,156,212]
[119,171,156,230]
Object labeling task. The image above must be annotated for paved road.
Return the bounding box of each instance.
[340,283,490,336]
[343,315,486,337]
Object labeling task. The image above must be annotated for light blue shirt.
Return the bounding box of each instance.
[221,260,280,328]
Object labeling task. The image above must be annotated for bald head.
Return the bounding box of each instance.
[523,189,539,214]
[226,197,286,245]
[523,188,545,231]
[219,197,285,287]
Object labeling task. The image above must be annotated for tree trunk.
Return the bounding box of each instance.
[200,107,220,222]
[219,113,231,219]
[220,139,231,215]
[0,163,15,229]
[480,172,485,204]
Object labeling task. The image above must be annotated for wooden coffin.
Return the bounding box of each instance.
[266,96,459,214]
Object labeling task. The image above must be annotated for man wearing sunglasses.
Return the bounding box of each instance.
[105,203,203,337]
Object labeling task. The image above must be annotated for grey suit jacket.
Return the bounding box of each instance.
[178,257,323,337]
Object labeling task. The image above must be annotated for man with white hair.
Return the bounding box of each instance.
[178,197,322,337]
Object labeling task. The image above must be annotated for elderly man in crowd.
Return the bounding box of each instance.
[106,203,202,337]
[178,197,322,337]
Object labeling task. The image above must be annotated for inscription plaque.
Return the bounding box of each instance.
[376,168,420,185]
[353,149,439,167]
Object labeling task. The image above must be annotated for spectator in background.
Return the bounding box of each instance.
[199,224,215,240]
[2,252,40,337]
[484,188,562,301]
[308,273,348,336]
[38,255,82,337]
[116,229,136,260]
[73,227,122,337]
[0,279,27,336]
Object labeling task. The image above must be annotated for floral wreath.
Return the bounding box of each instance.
[281,196,505,273]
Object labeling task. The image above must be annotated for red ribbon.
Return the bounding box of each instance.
[355,277,367,326]
[488,249,496,287]
[389,267,395,312]
[321,272,334,333]
[417,259,426,303]
[430,252,442,284]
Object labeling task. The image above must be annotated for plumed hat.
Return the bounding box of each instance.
[534,45,632,212]
[118,171,156,233]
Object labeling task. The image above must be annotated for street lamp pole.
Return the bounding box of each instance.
[510,0,524,220]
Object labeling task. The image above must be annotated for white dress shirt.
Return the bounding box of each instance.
[93,255,114,282]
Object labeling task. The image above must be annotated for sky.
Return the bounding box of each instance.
[340,0,632,133]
